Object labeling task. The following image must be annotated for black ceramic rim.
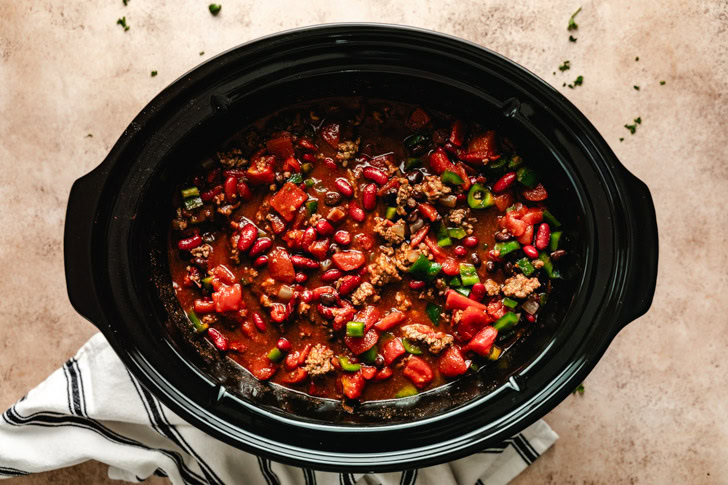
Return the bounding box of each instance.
[64,23,658,471]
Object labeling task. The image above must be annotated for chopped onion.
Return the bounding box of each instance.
[439,195,457,208]
[522,300,539,315]
[320,258,332,271]
[392,222,406,239]
[278,285,293,301]
[409,218,424,233]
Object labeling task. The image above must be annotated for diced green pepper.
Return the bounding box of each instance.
[385,207,397,220]
[507,155,523,169]
[360,345,378,364]
[404,134,429,149]
[447,227,467,239]
[494,240,520,257]
[455,287,471,297]
[187,311,208,333]
[516,257,535,276]
[426,262,442,280]
[493,312,519,331]
[539,292,549,305]
[404,157,421,171]
[449,276,462,287]
[470,362,481,371]
[305,199,318,215]
[301,163,314,175]
[394,384,419,398]
[338,355,362,372]
[484,157,508,177]
[408,254,432,279]
[346,321,365,337]
[304,178,316,187]
[502,297,518,308]
[538,252,561,279]
[542,209,562,227]
[201,276,214,291]
[288,173,303,184]
[488,345,503,361]
[441,170,464,185]
[436,222,452,247]
[550,231,562,251]
[426,302,441,326]
[402,338,422,355]
[459,263,480,286]
[181,186,199,198]
[516,167,539,188]
[184,196,204,210]
[267,347,284,363]
[438,237,453,247]
[467,183,494,209]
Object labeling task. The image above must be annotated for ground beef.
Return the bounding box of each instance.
[304,344,335,377]
[172,208,189,231]
[447,208,470,225]
[190,244,212,259]
[393,242,427,272]
[217,148,248,168]
[217,202,239,216]
[413,175,451,203]
[401,324,453,354]
[201,314,218,325]
[336,139,360,162]
[373,217,406,245]
[368,252,403,287]
[229,233,240,264]
[484,279,501,296]
[350,282,377,307]
[532,259,545,269]
[395,291,412,311]
[395,183,414,215]
[502,274,541,299]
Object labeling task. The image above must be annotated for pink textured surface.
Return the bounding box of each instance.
[1,1,727,483]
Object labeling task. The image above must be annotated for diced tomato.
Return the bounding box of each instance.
[438,346,469,378]
[282,229,304,249]
[449,119,466,146]
[332,305,356,331]
[332,250,366,271]
[270,182,308,222]
[269,303,288,323]
[266,132,295,159]
[521,207,544,225]
[340,371,366,400]
[403,356,434,389]
[279,367,308,384]
[424,235,448,262]
[418,203,439,222]
[361,366,377,380]
[356,306,382,333]
[463,326,498,356]
[486,300,506,320]
[249,356,277,381]
[467,131,498,158]
[282,156,301,173]
[241,320,257,339]
[522,183,548,201]
[407,107,431,130]
[517,224,534,245]
[267,248,295,284]
[382,338,406,365]
[442,258,461,276]
[373,366,393,381]
[456,306,493,341]
[428,148,455,175]
[344,328,379,355]
[374,311,406,331]
[502,211,528,237]
[445,289,487,311]
[321,122,340,148]
[494,192,514,212]
[306,238,330,260]
[246,155,276,185]
[212,283,242,313]
[210,264,236,285]
[193,299,216,314]
[228,340,247,353]
[453,163,472,190]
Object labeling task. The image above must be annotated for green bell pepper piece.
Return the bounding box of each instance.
[184,196,203,210]
[467,183,494,209]
[516,167,539,188]
[516,257,536,276]
[402,338,422,355]
[426,262,442,280]
[301,162,314,175]
[507,155,523,169]
[338,356,362,372]
[441,170,464,185]
[550,231,562,251]
[385,207,397,220]
[538,252,561,279]
[455,287,471,297]
[449,276,462,287]
[267,347,284,363]
[305,199,318,215]
[459,263,480,286]
[181,186,199,198]
[494,240,520,257]
[346,321,365,337]
[360,345,378,364]
[502,297,518,308]
[404,157,421,171]
[304,178,315,187]
[187,311,208,333]
[287,173,303,184]
[404,134,429,149]
[426,302,441,326]
[493,312,519,331]
[408,254,431,279]
[542,209,562,227]
[447,227,467,240]
[395,384,419,398]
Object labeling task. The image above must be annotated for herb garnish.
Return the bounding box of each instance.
[86,133,93,138]
[568,7,582,31]
[573,383,585,395]
[209,4,222,15]
[117,16,130,31]
[633,85,640,90]
[635,56,639,61]
[619,137,624,142]
[624,117,641,134]
[569,35,577,42]
[567,75,583,89]
[151,70,158,77]
[558,60,571,72]
[123,0,128,5]
[200,51,205,56]
[660,80,666,85]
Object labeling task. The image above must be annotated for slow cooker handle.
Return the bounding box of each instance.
[615,171,659,330]
[64,166,108,327]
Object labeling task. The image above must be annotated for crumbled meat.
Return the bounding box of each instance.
[373,217,406,245]
[259,294,272,308]
[260,278,278,296]
[217,148,248,168]
[452,310,464,325]
[447,208,470,225]
[395,291,412,311]
[336,138,360,162]
[307,213,322,226]
[395,183,414,215]
[350,282,377,307]
[212,192,226,206]
[298,301,311,316]
[484,279,501,296]
[502,274,541,299]
[304,344,335,376]
[401,324,453,354]
[217,202,239,216]
[190,244,212,259]
[201,314,218,325]
[255,201,271,223]
[186,266,201,286]
[172,208,189,231]
[413,175,451,203]
[229,233,240,264]
[368,252,403,287]
[532,259,545,269]
[393,242,427,272]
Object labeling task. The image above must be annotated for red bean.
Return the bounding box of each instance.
[316,219,335,237]
[248,237,272,258]
[237,223,258,252]
[302,226,317,249]
[295,272,308,283]
[525,313,536,323]
[349,201,366,222]
[253,255,268,268]
[338,275,362,295]
[493,171,517,193]
[324,158,338,171]
[334,230,351,246]
[334,178,354,197]
[206,168,221,184]
[409,280,425,290]
[311,286,337,301]
[224,176,238,202]
[193,299,216,314]
[291,255,320,269]
[301,289,314,303]
[363,183,377,211]
[321,269,343,282]
[207,328,229,351]
[237,181,252,201]
[470,283,486,302]
[302,152,316,163]
[463,236,479,248]
[355,233,375,250]
[535,223,551,250]
[178,235,202,251]
[252,312,267,332]
[523,245,539,259]
[363,166,389,185]
[454,246,468,257]
[277,338,292,352]
[297,138,317,152]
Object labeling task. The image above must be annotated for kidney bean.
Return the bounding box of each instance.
[409,280,425,290]
[355,233,375,251]
[207,328,229,352]
[302,152,316,163]
[301,226,317,249]
[493,171,517,193]
[300,289,314,303]
[316,219,335,237]
[295,272,308,283]
[362,183,377,211]
[463,236,479,248]
[348,201,366,222]
[206,168,221,184]
[324,158,338,171]
[325,191,342,206]
[320,293,339,307]
[525,313,536,323]
[297,138,317,151]
[317,304,336,319]
[193,299,216,314]
[248,237,272,258]
[334,230,351,246]
[321,269,343,282]
[363,166,389,185]
[470,283,486,302]
[494,230,512,242]
[334,178,354,197]
[178,235,202,251]
[270,303,289,323]
[523,245,539,259]
[338,275,362,296]
[535,223,551,250]
[237,223,258,252]
[253,255,268,268]
[224,176,238,202]
[237,181,252,201]
[201,184,223,202]
[312,286,337,301]
[550,249,567,261]
[454,246,468,257]
[291,255,320,270]
[276,338,292,352]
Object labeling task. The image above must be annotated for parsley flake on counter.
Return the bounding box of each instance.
[573,383,585,395]
[569,35,577,42]
[619,137,624,142]
[633,85,640,90]
[151,70,158,77]
[568,7,582,31]
[624,117,641,134]
[635,116,642,124]
[209,4,222,15]
[635,56,639,61]
[200,51,205,56]
[567,75,584,89]
[660,80,666,85]
[86,133,93,138]
[123,0,128,5]
[558,60,571,71]
[117,16,130,31]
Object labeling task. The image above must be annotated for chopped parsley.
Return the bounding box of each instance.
[635,56,639,61]
[199,51,205,56]
[151,70,158,77]
[558,60,571,71]
[660,80,666,85]
[569,35,577,42]
[573,383,585,395]
[619,137,624,142]
[86,133,93,138]
[635,116,642,124]
[209,4,222,15]
[117,16,130,31]
[567,75,584,89]
[123,0,128,5]
[624,117,641,134]
[568,7,582,31]
[633,85,640,90]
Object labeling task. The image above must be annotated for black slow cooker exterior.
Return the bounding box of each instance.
[63,24,658,471]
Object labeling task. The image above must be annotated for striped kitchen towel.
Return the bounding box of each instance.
[0,333,557,484]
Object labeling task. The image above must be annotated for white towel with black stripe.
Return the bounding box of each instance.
[0,333,558,484]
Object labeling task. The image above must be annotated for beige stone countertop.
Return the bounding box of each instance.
[1,1,727,484]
